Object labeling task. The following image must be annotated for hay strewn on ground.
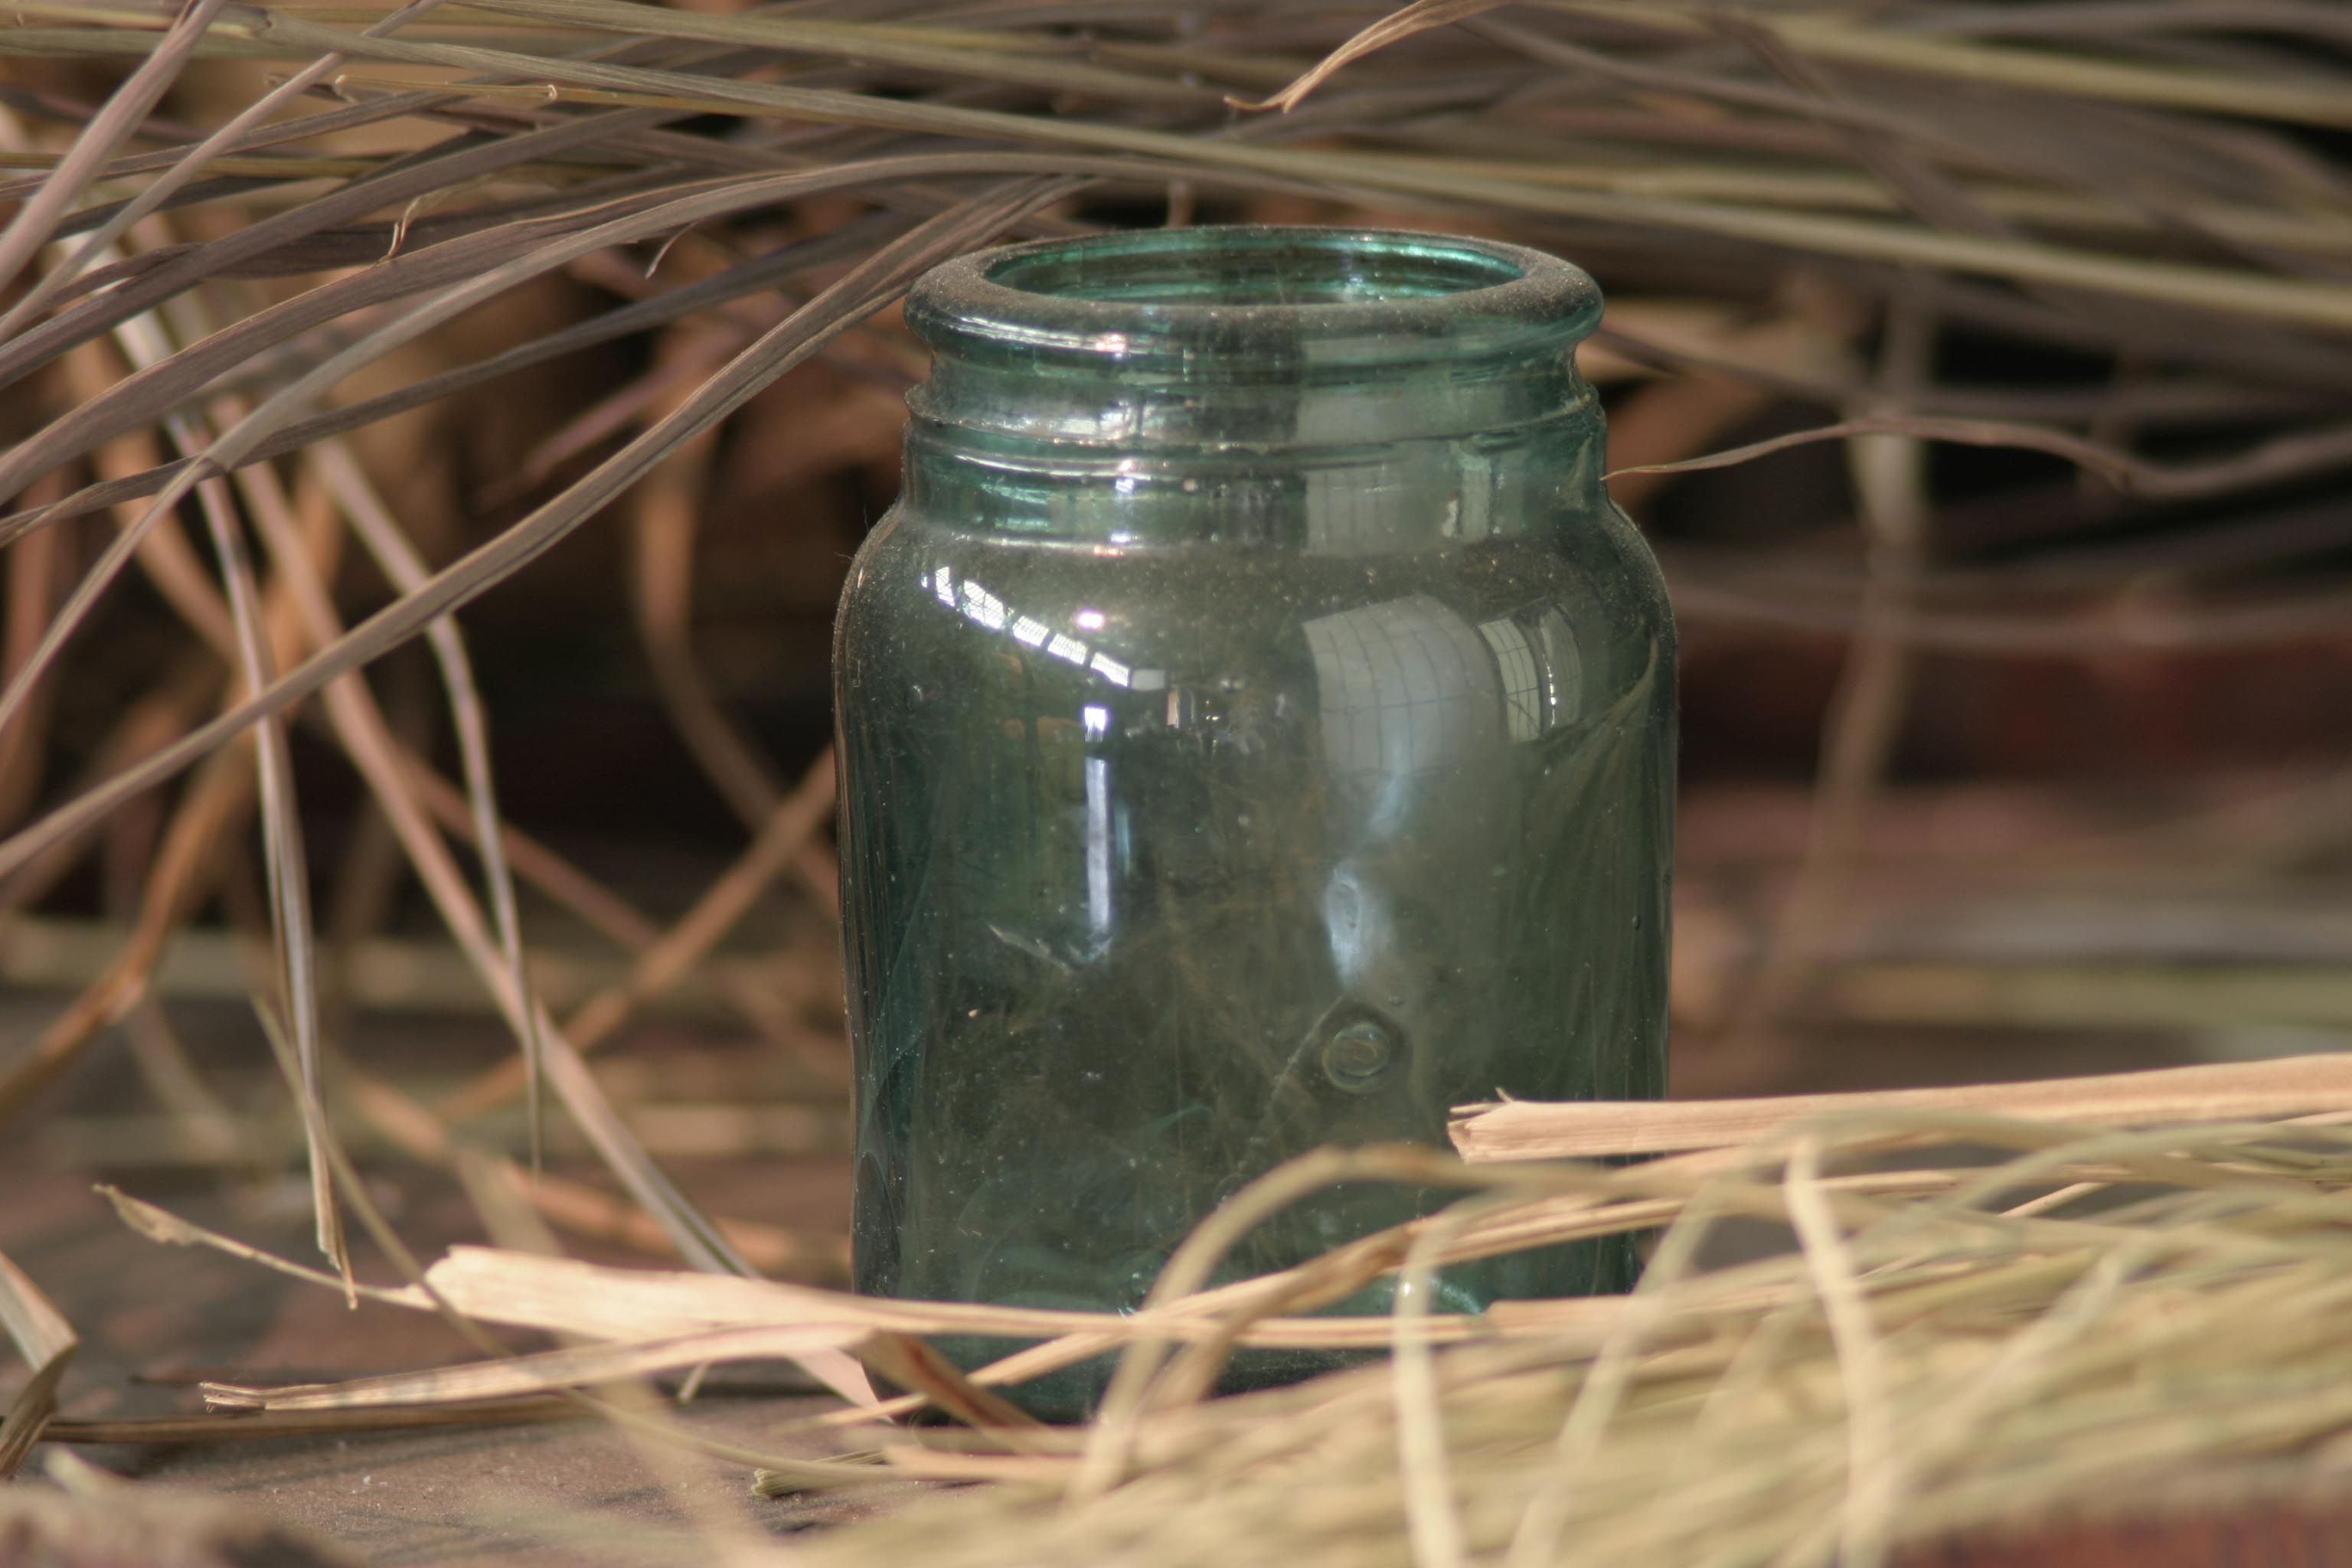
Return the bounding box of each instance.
[786,1109,2352,1568]
[44,1079,2352,1568]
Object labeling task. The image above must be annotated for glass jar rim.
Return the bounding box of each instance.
[904,225,1602,375]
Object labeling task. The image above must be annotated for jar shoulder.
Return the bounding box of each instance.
[842,499,1672,662]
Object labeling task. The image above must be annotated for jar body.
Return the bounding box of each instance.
[835,228,1673,1417]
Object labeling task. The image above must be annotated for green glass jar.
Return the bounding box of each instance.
[835,227,1673,1417]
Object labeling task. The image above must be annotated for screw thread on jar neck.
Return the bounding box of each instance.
[897,227,1611,550]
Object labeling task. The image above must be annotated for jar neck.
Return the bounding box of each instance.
[893,227,1609,550]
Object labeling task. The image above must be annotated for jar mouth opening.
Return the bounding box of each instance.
[984,227,1530,307]
[905,225,1600,374]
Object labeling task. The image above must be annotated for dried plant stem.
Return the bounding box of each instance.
[390,753,849,1074]
[0,478,61,830]
[236,449,784,1286]
[0,174,1066,887]
[43,1399,586,1445]
[625,358,838,905]
[1453,1053,2352,1162]
[0,660,220,924]
[0,733,260,1131]
[1726,292,1935,1056]
[0,0,233,292]
[301,439,549,1161]
[439,749,838,1123]
[175,377,348,1286]
[96,1102,2352,1565]
[0,0,456,340]
[0,1244,76,1478]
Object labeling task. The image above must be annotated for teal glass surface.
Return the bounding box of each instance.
[835,227,1674,1417]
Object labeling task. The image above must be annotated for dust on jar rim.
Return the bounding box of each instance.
[903,225,1602,379]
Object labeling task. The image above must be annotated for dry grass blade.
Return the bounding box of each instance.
[1756,10,2352,129]
[201,1321,875,1412]
[1,184,681,501]
[1785,1135,1896,1568]
[0,175,1066,884]
[0,0,454,340]
[858,1336,1048,1436]
[306,443,545,1167]
[404,1246,1510,1354]
[0,342,333,1132]
[1606,413,2352,500]
[0,103,624,391]
[1240,0,1504,113]
[93,1089,2352,1563]
[0,213,908,533]
[1718,293,1932,1075]
[198,1317,1032,1438]
[103,1177,884,1475]
[6,190,1037,1333]
[0,748,251,1132]
[44,1398,583,1445]
[0,485,61,829]
[99,1186,419,1305]
[441,751,836,1122]
[456,0,1220,106]
[219,426,794,1305]
[0,0,231,292]
[1658,552,2352,655]
[763,1113,2352,1568]
[1452,1053,2352,1161]
[183,443,346,1288]
[0,1245,77,1478]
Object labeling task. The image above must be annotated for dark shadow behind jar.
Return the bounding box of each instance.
[835,227,1674,1419]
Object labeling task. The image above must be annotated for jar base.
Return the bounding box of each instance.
[884,1234,1645,1426]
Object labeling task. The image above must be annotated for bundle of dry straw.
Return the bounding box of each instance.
[24,1055,2341,1567]
[1,0,2347,1282]
[787,1116,2352,1568]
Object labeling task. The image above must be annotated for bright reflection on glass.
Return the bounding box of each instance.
[1082,704,1110,740]
[930,570,1145,692]
[961,580,1008,631]
[1478,617,1544,743]
[1084,755,1112,937]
